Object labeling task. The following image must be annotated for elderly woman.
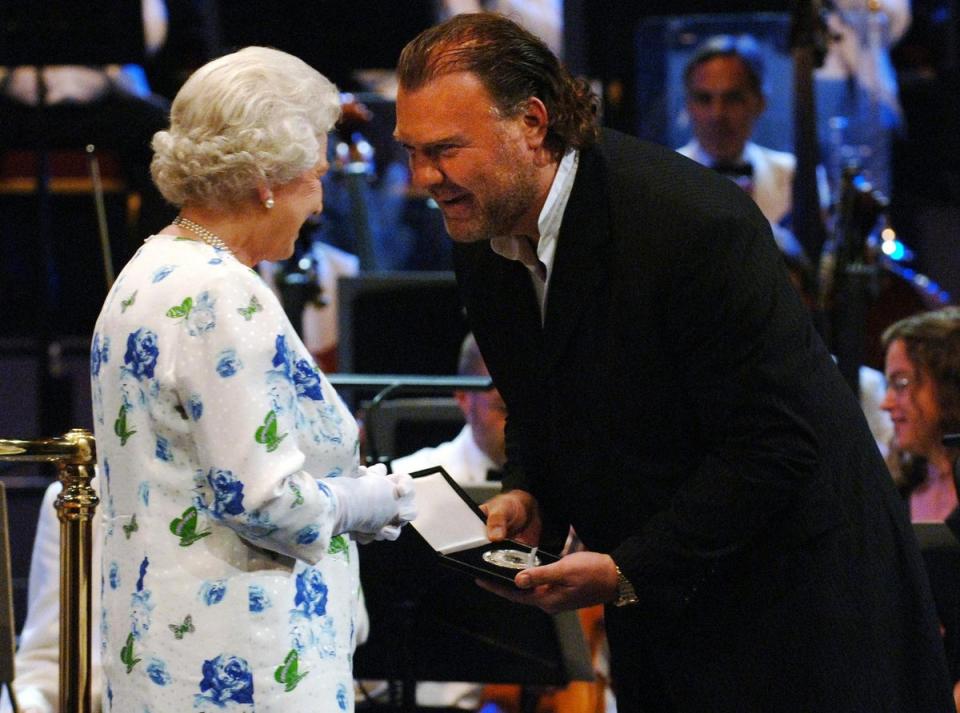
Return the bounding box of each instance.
[880,307,960,521]
[90,46,415,712]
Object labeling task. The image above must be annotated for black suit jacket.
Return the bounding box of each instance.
[454,130,953,712]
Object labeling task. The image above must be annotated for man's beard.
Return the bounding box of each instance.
[443,144,540,243]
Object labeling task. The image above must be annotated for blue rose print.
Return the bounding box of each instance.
[155,436,172,462]
[147,659,172,686]
[215,349,242,378]
[316,485,335,512]
[248,586,270,613]
[151,265,176,283]
[187,393,203,420]
[271,335,295,380]
[294,567,328,618]
[232,510,278,541]
[124,328,159,380]
[197,654,254,706]
[91,333,110,377]
[201,580,227,606]
[131,557,154,638]
[295,525,320,545]
[337,683,349,711]
[292,359,324,401]
[138,481,150,506]
[272,334,324,400]
[109,562,120,590]
[207,468,245,517]
[185,291,217,336]
[136,557,149,592]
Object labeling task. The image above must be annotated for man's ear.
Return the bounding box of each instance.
[454,390,471,420]
[756,92,767,118]
[520,97,549,150]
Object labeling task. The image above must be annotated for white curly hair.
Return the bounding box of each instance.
[151,46,341,209]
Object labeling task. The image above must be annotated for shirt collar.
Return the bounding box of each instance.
[490,148,579,281]
[687,140,751,169]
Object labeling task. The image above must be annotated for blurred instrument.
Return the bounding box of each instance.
[333,94,379,271]
[790,0,831,265]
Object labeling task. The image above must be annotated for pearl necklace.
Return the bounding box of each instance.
[172,215,233,255]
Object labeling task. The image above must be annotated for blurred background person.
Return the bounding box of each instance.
[392,333,506,485]
[0,0,177,261]
[4,481,103,713]
[677,33,828,267]
[816,0,911,200]
[679,34,796,228]
[91,46,414,711]
[881,307,960,522]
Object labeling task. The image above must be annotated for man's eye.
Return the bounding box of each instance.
[432,145,458,159]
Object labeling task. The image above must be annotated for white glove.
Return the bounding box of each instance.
[325,464,417,542]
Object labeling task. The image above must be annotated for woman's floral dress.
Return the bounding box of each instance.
[91,235,364,712]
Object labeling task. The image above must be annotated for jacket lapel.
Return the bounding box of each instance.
[454,241,544,367]
[542,145,611,372]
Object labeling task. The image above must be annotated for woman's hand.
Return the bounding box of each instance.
[325,464,417,541]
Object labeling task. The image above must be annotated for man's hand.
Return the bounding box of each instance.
[480,489,541,545]
[476,551,620,614]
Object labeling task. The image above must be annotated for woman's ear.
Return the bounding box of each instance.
[256,183,274,209]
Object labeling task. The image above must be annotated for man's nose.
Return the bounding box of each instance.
[880,389,897,412]
[706,97,727,119]
[409,155,444,190]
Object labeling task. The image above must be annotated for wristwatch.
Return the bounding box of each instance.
[613,564,639,607]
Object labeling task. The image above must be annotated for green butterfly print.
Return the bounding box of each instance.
[255,410,287,453]
[168,614,195,640]
[274,649,309,692]
[169,506,211,546]
[289,481,304,508]
[114,405,136,446]
[120,632,141,674]
[328,535,349,557]
[165,296,194,320]
[122,514,138,540]
[237,295,263,321]
[120,290,137,313]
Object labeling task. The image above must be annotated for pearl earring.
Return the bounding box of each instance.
[264,197,275,209]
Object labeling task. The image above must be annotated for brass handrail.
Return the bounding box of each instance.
[0,429,97,713]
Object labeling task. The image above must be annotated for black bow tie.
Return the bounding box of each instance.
[486,468,504,482]
[711,161,753,177]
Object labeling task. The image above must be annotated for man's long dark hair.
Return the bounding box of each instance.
[397,12,598,161]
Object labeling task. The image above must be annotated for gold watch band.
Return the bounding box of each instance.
[613,564,639,607]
